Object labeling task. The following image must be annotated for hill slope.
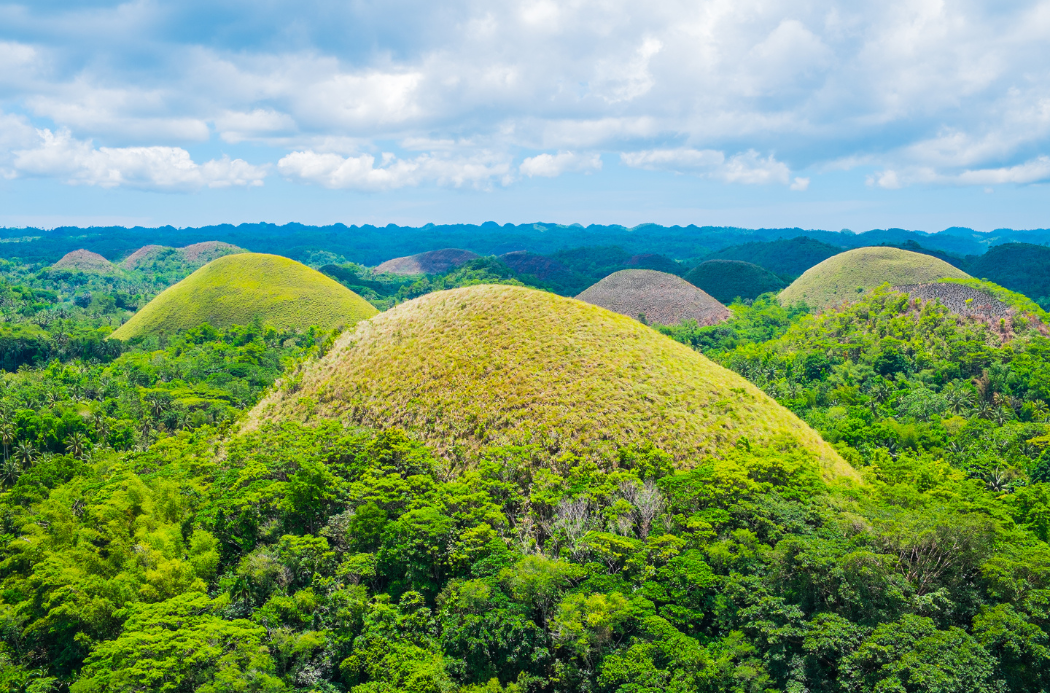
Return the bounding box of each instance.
[779,247,970,310]
[111,253,377,340]
[375,248,479,275]
[968,242,1050,303]
[704,237,843,278]
[685,260,787,303]
[576,269,729,326]
[249,284,854,479]
[122,241,243,270]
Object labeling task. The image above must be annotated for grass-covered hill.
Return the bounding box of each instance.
[121,241,243,270]
[684,259,787,303]
[894,282,1011,322]
[250,284,853,479]
[968,242,1050,305]
[576,269,729,326]
[374,248,479,275]
[780,246,971,310]
[111,253,377,340]
[51,249,116,273]
[702,236,843,279]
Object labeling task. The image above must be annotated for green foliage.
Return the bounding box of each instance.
[683,260,787,304]
[702,236,845,280]
[968,242,1050,309]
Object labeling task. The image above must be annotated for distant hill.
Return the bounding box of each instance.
[684,260,787,303]
[248,284,854,479]
[52,249,116,273]
[624,253,686,275]
[374,248,479,275]
[576,269,729,326]
[703,237,843,279]
[968,243,1050,303]
[121,241,244,271]
[111,253,377,340]
[780,247,971,310]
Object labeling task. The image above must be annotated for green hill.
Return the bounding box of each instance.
[249,284,855,480]
[111,253,377,340]
[684,260,787,303]
[968,242,1050,304]
[704,237,843,278]
[779,247,970,310]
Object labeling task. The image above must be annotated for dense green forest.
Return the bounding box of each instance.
[5,251,1050,692]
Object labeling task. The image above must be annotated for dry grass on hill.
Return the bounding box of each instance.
[111,253,376,340]
[895,282,1010,321]
[248,284,855,480]
[576,269,730,326]
[780,247,970,311]
[374,248,479,275]
[52,250,116,273]
[122,241,244,270]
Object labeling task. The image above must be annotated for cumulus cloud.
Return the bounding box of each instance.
[869,157,1050,189]
[11,129,267,191]
[2,0,1050,191]
[277,150,512,191]
[519,151,601,177]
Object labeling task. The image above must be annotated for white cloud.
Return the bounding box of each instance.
[11,129,267,191]
[215,109,297,144]
[621,147,798,186]
[869,156,1050,188]
[277,150,512,191]
[520,151,601,177]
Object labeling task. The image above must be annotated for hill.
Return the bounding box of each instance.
[249,284,854,479]
[684,260,787,303]
[122,241,243,270]
[576,269,729,326]
[374,248,479,275]
[499,251,587,293]
[111,253,377,340]
[704,237,843,278]
[51,249,116,273]
[779,247,971,310]
[968,242,1050,303]
[894,282,1010,322]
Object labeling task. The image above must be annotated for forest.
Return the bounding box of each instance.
[3,242,1050,693]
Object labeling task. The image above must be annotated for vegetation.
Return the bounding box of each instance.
[375,249,480,275]
[702,237,843,280]
[684,260,787,304]
[7,238,1050,692]
[251,284,850,477]
[780,247,971,311]
[112,254,377,340]
[575,270,729,327]
[968,243,1050,309]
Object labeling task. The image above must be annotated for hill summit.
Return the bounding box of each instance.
[684,260,787,303]
[52,249,116,273]
[374,248,479,275]
[249,284,854,479]
[779,247,970,310]
[111,253,377,340]
[576,269,729,326]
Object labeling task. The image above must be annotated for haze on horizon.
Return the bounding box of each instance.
[0,0,1048,232]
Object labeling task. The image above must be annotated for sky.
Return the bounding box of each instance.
[0,0,1049,231]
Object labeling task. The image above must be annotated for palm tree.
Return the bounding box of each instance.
[0,420,14,463]
[65,431,88,459]
[14,441,35,467]
[0,458,20,486]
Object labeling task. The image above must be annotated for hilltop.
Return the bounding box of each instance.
[249,284,853,479]
[779,247,970,310]
[51,249,116,273]
[685,260,787,303]
[111,253,376,340]
[374,248,479,275]
[576,269,729,326]
[122,241,243,270]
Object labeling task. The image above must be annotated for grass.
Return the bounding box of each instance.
[576,269,729,326]
[374,248,479,275]
[111,253,377,340]
[938,277,1050,323]
[779,247,970,311]
[248,284,856,480]
[52,250,116,273]
[684,260,787,303]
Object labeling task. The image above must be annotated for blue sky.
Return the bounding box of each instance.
[0,0,1048,230]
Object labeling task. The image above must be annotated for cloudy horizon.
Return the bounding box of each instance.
[1,0,1049,230]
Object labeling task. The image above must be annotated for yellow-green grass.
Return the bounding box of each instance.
[248,284,856,480]
[779,247,970,311]
[111,253,377,340]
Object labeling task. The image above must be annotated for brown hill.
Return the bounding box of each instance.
[374,248,479,275]
[122,241,244,270]
[576,269,730,326]
[52,250,115,273]
[895,283,1010,321]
